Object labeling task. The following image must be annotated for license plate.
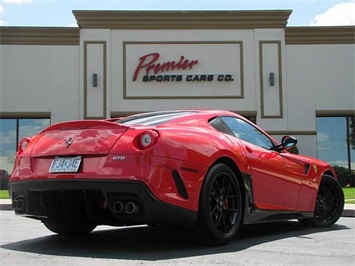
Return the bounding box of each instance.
[49,156,82,173]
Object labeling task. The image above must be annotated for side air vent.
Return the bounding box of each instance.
[172,170,189,199]
[304,164,311,175]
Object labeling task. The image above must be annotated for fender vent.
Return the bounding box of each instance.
[304,164,311,175]
[172,170,189,199]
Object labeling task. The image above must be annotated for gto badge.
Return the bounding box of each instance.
[65,137,73,148]
[113,156,126,161]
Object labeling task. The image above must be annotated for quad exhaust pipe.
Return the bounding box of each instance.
[12,199,25,211]
[112,201,140,215]
[125,202,136,214]
[112,201,124,213]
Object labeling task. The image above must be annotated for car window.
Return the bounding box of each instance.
[209,117,233,135]
[220,116,275,150]
[117,111,196,126]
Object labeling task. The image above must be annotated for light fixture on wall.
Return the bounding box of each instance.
[269,72,275,86]
[93,73,98,87]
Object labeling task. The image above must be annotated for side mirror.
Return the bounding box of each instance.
[277,136,297,151]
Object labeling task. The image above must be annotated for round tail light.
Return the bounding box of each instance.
[137,130,159,150]
[18,137,31,155]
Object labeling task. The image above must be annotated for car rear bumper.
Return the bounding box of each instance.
[8,180,197,227]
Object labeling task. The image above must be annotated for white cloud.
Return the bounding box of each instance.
[0,6,4,25]
[3,0,33,4]
[19,121,49,139]
[0,5,5,25]
[0,130,16,146]
[67,23,79,27]
[311,2,355,26]
[317,132,330,142]
[328,160,355,169]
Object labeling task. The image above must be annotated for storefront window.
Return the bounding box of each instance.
[0,118,50,175]
[316,116,355,178]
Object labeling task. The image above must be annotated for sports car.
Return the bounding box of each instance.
[9,110,344,245]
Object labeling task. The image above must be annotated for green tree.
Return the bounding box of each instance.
[333,165,354,187]
[350,116,355,149]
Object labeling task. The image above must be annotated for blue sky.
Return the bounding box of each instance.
[0,0,354,27]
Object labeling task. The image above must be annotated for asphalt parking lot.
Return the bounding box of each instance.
[1,210,354,266]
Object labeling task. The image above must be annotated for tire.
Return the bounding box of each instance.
[299,175,344,227]
[43,221,96,236]
[197,163,243,245]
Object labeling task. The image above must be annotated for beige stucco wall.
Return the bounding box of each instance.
[0,11,354,159]
[0,45,80,124]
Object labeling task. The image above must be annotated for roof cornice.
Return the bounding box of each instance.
[0,27,79,45]
[73,10,293,29]
[286,26,355,44]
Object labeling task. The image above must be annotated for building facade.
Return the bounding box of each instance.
[0,10,354,174]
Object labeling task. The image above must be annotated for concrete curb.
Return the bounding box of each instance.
[0,199,12,211]
[1,199,354,217]
[342,204,355,217]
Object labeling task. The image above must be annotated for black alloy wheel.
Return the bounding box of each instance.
[299,175,344,227]
[198,163,242,245]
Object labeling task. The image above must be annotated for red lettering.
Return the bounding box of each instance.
[154,63,162,74]
[133,53,160,81]
[133,53,199,81]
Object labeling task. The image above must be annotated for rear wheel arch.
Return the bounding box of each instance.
[209,157,246,208]
[197,161,244,244]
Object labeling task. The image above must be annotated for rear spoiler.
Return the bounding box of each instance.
[40,120,128,134]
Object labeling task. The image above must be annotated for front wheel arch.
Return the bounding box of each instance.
[323,169,336,179]
[299,174,344,227]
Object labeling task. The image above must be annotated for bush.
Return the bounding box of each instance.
[333,165,355,187]
[0,178,9,190]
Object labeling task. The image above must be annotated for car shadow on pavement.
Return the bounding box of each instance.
[1,221,350,261]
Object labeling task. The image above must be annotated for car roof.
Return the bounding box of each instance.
[116,109,240,126]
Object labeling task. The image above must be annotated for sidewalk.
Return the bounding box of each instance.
[1,199,354,217]
[342,204,355,217]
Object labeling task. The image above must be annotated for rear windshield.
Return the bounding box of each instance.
[117,111,196,126]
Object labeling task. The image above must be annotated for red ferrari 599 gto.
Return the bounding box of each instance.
[9,110,344,245]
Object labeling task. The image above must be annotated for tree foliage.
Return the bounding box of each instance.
[333,165,354,187]
[350,116,355,149]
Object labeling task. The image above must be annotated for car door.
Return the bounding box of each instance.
[220,116,304,210]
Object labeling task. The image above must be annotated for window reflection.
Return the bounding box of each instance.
[221,116,274,150]
[0,119,16,157]
[19,119,50,140]
[317,116,354,172]
[0,118,50,175]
